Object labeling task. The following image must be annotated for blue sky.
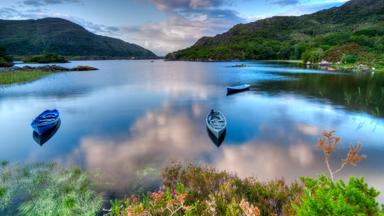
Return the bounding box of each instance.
[0,0,348,55]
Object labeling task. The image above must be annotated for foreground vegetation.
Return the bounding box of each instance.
[0,70,52,85]
[1,131,383,215]
[105,131,382,216]
[0,162,102,215]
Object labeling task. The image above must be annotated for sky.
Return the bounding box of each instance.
[0,0,349,55]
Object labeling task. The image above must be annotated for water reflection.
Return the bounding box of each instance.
[255,71,384,117]
[207,128,226,147]
[61,107,213,194]
[0,60,383,200]
[33,120,61,146]
[57,100,384,199]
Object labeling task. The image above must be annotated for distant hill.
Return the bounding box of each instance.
[0,18,157,59]
[166,0,384,65]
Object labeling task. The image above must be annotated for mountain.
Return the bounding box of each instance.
[0,18,157,59]
[166,0,384,64]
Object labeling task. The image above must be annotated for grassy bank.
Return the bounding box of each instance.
[331,63,384,73]
[0,70,52,85]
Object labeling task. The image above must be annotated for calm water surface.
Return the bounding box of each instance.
[0,60,383,198]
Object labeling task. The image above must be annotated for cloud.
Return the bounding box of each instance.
[149,0,229,11]
[279,1,346,16]
[21,0,80,7]
[270,0,299,6]
[0,7,47,19]
[118,0,245,55]
[119,8,244,55]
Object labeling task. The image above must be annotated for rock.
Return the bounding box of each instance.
[0,64,97,72]
[36,65,70,72]
[320,60,331,66]
[22,66,34,70]
[71,66,98,71]
[232,64,247,68]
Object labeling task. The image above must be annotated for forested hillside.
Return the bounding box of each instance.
[166,0,384,69]
[0,18,157,59]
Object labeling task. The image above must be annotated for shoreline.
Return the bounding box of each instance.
[166,58,383,73]
[0,65,98,85]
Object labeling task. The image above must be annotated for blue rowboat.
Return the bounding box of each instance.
[31,109,60,135]
[33,119,61,146]
[227,84,251,95]
[206,109,227,139]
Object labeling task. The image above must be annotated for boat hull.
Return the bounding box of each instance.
[206,110,227,139]
[207,124,225,138]
[227,84,250,95]
[33,120,61,145]
[31,109,60,135]
[207,127,226,147]
[32,119,59,135]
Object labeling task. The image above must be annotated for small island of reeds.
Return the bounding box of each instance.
[0,65,98,85]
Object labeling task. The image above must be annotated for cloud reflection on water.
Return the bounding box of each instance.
[63,106,213,193]
[61,102,384,199]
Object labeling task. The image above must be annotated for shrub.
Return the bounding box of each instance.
[105,162,302,216]
[323,43,366,63]
[341,54,358,64]
[293,175,383,216]
[301,48,324,63]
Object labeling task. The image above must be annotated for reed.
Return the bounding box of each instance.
[0,70,52,85]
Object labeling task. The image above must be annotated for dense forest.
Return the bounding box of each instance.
[166,0,384,68]
[0,18,157,59]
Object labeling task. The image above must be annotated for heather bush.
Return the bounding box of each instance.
[293,175,383,216]
[104,162,302,216]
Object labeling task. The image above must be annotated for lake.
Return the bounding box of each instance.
[0,60,383,199]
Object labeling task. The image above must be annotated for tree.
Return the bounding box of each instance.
[301,48,324,63]
[0,47,14,67]
[341,54,358,64]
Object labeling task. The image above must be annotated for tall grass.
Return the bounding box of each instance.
[0,70,52,85]
[0,162,102,215]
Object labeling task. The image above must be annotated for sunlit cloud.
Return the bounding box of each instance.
[21,0,80,7]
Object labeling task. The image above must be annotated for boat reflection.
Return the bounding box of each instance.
[33,120,61,146]
[207,127,226,147]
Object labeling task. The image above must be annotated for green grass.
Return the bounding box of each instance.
[0,162,102,216]
[0,70,52,85]
[331,63,384,73]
